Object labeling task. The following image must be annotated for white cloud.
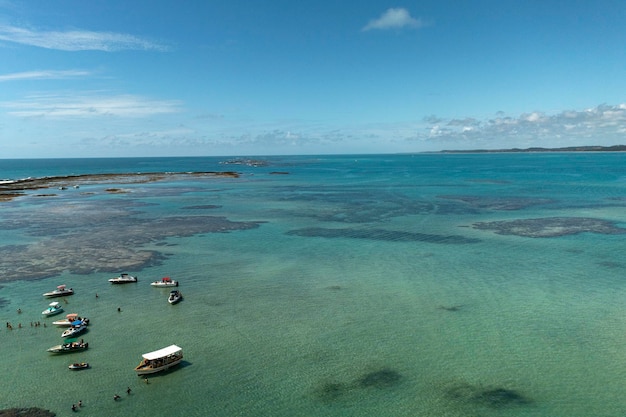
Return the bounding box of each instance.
[362,8,425,31]
[0,24,168,51]
[416,104,626,149]
[2,93,182,118]
[0,69,91,82]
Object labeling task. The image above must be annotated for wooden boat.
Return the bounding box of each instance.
[134,345,183,375]
[42,301,64,317]
[47,341,88,353]
[108,273,138,284]
[151,277,179,287]
[168,290,182,304]
[43,284,74,298]
[61,323,87,338]
[53,313,90,327]
[69,362,89,370]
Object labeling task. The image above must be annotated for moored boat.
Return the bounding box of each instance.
[42,301,64,316]
[61,323,87,338]
[69,362,89,370]
[43,284,74,298]
[47,341,89,353]
[168,290,182,304]
[53,313,90,327]
[134,345,183,375]
[151,277,179,287]
[108,273,138,284]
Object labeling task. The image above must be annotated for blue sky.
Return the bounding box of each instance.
[1,0,625,157]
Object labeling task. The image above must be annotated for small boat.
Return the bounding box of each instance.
[61,323,87,338]
[134,344,183,375]
[168,290,182,304]
[47,341,89,353]
[43,284,74,298]
[108,273,138,284]
[53,313,90,327]
[151,277,179,287]
[42,301,64,317]
[69,362,89,370]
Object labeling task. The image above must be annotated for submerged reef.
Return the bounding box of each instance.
[445,382,532,409]
[313,367,403,403]
[287,227,480,244]
[472,217,626,237]
[358,368,402,389]
[0,195,262,282]
[438,195,554,211]
[0,408,56,417]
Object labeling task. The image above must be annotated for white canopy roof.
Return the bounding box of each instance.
[142,344,182,360]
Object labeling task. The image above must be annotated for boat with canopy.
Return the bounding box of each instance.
[134,344,183,375]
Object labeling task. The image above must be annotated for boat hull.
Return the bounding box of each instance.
[43,290,74,298]
[47,342,88,354]
[134,358,183,375]
[42,308,64,316]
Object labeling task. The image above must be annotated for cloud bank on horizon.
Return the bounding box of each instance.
[0,2,625,157]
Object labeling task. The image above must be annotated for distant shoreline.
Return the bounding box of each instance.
[433,145,626,154]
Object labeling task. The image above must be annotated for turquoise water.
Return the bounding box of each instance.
[1,154,625,416]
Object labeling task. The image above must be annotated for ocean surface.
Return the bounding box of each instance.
[1,153,625,417]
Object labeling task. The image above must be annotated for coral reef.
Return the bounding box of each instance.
[287,227,480,244]
[0,408,56,417]
[472,217,626,237]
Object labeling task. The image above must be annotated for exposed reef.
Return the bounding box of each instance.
[472,217,626,237]
[0,171,239,202]
[287,227,480,244]
[0,408,56,417]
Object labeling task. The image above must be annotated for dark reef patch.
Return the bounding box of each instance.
[358,368,402,389]
[314,382,348,402]
[312,367,403,403]
[181,204,222,210]
[472,217,626,237]
[0,408,56,417]
[287,227,480,244]
[473,388,531,407]
[437,305,464,312]
[274,186,482,223]
[445,382,532,409]
[438,195,554,211]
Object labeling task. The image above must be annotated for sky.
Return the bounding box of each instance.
[1,0,625,158]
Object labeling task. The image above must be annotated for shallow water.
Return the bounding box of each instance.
[1,154,625,416]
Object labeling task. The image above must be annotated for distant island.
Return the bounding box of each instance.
[437,145,626,153]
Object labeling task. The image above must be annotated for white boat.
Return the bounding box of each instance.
[43,284,74,298]
[53,313,90,327]
[47,341,88,353]
[61,323,87,338]
[168,290,182,304]
[151,277,179,287]
[134,345,183,375]
[42,301,64,316]
[108,273,138,284]
[69,362,89,370]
